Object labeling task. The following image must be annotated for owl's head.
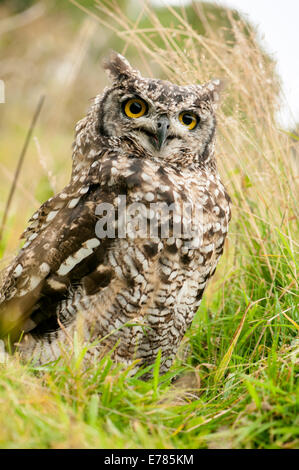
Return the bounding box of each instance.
[75,52,222,169]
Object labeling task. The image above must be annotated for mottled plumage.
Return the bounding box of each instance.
[0,53,231,377]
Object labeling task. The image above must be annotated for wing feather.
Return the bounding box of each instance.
[0,150,117,339]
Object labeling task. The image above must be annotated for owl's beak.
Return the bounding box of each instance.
[156,115,170,150]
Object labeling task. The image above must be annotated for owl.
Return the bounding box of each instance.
[0,53,231,378]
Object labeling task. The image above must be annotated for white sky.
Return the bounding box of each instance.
[151,0,299,129]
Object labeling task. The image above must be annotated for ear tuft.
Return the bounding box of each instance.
[103,51,140,82]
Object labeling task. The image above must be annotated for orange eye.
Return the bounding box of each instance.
[179,111,198,130]
[124,98,147,118]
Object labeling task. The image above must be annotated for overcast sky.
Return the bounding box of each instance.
[152,0,299,129]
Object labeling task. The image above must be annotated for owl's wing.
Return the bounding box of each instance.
[0,150,117,340]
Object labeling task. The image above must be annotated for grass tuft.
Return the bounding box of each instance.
[0,2,298,449]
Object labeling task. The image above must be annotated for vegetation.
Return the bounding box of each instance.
[0,1,298,449]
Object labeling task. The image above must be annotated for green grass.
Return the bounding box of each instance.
[0,1,298,449]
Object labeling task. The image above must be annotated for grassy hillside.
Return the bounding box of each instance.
[0,1,298,449]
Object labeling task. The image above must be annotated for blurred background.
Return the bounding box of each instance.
[0,0,298,290]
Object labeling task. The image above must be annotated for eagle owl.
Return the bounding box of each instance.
[0,53,231,377]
